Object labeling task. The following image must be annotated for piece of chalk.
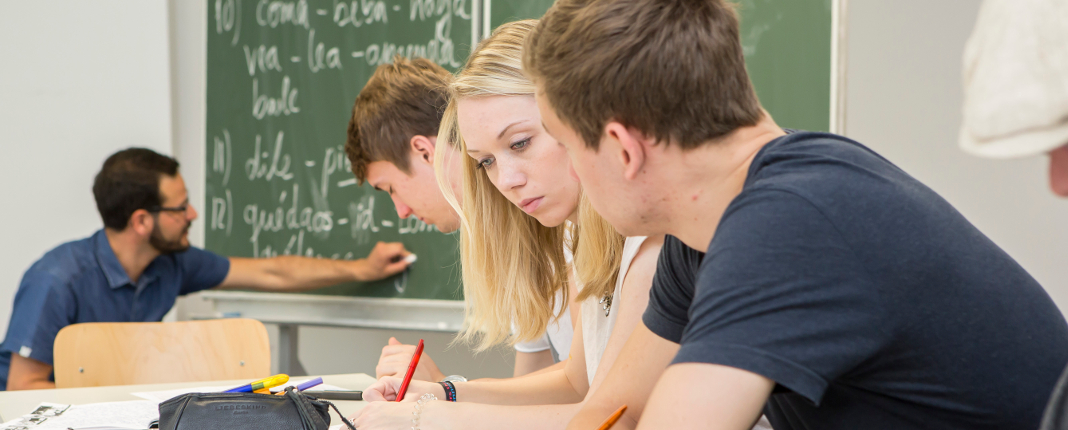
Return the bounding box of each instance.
[403,254,418,264]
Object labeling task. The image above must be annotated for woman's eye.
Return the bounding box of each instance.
[477,158,495,169]
[511,138,530,151]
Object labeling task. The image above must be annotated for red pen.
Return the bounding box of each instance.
[395,339,424,401]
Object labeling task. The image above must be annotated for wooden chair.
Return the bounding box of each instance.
[53,318,270,388]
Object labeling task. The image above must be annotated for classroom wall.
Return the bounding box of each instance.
[0,1,173,337]
[844,0,1068,310]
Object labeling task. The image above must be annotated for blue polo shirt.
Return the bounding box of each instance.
[0,229,230,390]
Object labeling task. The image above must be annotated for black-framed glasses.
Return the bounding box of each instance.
[148,204,189,214]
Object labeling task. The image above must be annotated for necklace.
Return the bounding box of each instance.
[599,293,613,317]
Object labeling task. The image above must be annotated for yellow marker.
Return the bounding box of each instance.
[223,374,290,393]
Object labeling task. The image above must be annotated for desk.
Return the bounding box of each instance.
[0,373,376,426]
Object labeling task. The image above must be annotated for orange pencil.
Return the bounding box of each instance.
[596,405,628,430]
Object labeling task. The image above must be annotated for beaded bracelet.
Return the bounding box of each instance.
[438,381,457,402]
[412,392,437,430]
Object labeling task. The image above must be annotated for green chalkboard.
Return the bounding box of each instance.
[487,0,833,132]
[737,0,833,132]
[488,0,553,28]
[204,0,476,300]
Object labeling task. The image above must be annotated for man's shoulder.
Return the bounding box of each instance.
[23,234,101,288]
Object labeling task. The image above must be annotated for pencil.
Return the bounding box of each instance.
[596,405,628,430]
[395,339,424,401]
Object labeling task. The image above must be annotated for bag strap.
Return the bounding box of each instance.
[323,400,356,430]
[284,387,356,430]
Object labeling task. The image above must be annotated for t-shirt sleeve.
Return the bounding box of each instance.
[0,270,76,366]
[642,235,703,343]
[514,333,552,353]
[176,247,231,295]
[675,190,888,406]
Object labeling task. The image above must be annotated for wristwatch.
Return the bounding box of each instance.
[441,375,468,383]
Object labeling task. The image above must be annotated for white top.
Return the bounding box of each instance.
[960,0,1068,158]
[581,236,647,384]
[514,239,575,362]
[513,290,573,362]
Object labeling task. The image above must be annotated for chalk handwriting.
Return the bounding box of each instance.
[333,0,388,27]
[212,129,233,186]
[319,144,351,199]
[307,29,342,73]
[399,217,436,234]
[244,45,283,76]
[244,183,334,246]
[214,0,243,46]
[245,131,295,182]
[210,189,234,236]
[256,0,310,29]
[252,76,300,119]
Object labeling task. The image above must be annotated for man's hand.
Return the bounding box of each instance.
[357,242,413,281]
[376,337,446,382]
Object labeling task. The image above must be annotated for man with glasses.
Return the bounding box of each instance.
[0,148,413,391]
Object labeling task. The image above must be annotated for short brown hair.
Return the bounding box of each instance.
[524,0,763,150]
[345,56,452,183]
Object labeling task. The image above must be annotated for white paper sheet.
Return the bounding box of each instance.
[1,401,157,430]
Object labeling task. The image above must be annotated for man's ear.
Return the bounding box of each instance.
[128,209,155,237]
[604,122,648,181]
[410,135,436,165]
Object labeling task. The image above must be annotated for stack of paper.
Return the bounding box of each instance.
[0,401,157,430]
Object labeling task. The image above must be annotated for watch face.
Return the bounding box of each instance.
[443,375,468,383]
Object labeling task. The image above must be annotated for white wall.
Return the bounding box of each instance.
[845,0,1068,310]
[0,1,173,336]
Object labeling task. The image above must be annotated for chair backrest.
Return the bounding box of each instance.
[53,318,270,388]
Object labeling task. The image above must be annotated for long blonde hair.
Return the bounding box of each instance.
[435,20,626,351]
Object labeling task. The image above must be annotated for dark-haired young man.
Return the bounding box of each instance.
[524,0,1068,429]
[0,148,412,391]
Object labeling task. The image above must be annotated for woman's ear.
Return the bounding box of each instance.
[410,135,437,165]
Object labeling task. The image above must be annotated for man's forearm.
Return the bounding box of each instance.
[221,256,367,292]
[260,256,372,291]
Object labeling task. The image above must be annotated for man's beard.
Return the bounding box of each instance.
[150,222,191,254]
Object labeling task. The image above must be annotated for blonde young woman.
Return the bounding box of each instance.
[349,20,664,430]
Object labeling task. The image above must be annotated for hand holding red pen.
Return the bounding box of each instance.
[395,339,424,401]
[362,377,444,402]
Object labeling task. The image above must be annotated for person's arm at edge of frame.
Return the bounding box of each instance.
[6,354,55,391]
[565,322,679,430]
[635,363,773,430]
[215,241,411,292]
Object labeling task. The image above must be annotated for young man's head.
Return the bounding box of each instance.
[93,148,197,254]
[524,0,764,236]
[345,56,461,233]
